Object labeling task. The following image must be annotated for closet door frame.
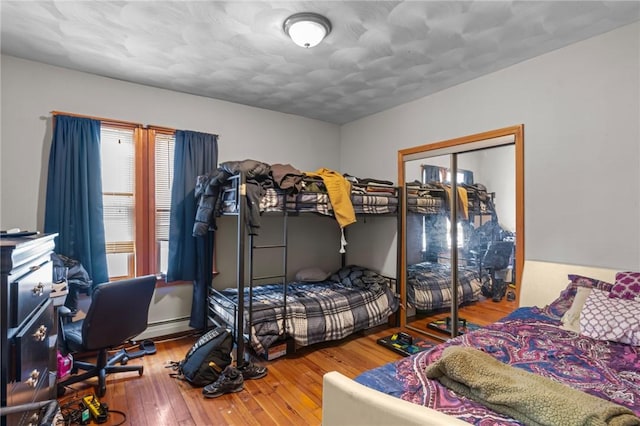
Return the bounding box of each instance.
[397,124,524,338]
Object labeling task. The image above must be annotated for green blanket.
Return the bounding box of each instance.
[425,346,640,426]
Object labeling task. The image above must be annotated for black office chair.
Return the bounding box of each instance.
[480,240,514,302]
[57,275,157,397]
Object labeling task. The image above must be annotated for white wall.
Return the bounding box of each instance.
[0,55,341,336]
[341,22,640,271]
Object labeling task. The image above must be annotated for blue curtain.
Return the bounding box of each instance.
[44,115,109,285]
[422,165,474,185]
[462,170,474,185]
[166,130,218,329]
[422,165,443,183]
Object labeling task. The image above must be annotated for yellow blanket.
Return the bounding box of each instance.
[426,346,640,426]
[304,168,356,229]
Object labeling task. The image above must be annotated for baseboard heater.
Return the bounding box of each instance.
[138,316,192,340]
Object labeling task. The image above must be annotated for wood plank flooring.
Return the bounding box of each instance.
[56,326,404,426]
[56,299,516,425]
[406,290,518,340]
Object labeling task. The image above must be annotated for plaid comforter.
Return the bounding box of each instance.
[209,281,399,355]
[407,194,443,214]
[406,261,481,311]
[258,188,397,215]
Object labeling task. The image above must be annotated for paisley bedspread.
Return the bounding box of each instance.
[355,308,640,425]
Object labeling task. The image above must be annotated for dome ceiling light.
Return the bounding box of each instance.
[283,12,332,48]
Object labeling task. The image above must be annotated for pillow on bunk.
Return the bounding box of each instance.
[295,267,331,282]
[542,274,613,318]
[580,288,640,346]
[330,265,387,292]
[560,286,592,333]
[609,271,640,300]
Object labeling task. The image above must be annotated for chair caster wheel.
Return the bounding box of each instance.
[138,366,144,376]
[121,356,129,365]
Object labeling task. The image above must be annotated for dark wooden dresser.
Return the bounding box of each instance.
[1,234,57,426]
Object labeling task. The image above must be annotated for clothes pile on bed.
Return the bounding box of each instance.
[356,273,640,425]
[405,181,495,217]
[193,160,398,240]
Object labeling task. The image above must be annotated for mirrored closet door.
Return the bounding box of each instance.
[399,125,524,340]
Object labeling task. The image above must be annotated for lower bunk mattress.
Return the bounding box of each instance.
[355,307,640,424]
[406,261,482,311]
[209,278,399,355]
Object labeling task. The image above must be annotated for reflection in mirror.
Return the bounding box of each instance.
[400,126,523,341]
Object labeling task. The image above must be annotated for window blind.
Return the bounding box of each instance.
[155,132,175,242]
[101,126,135,254]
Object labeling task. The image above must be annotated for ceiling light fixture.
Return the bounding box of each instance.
[283,12,332,48]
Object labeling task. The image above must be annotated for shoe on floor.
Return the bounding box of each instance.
[202,366,244,398]
[238,362,268,380]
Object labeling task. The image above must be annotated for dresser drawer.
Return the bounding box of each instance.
[10,300,54,386]
[9,259,52,329]
[6,371,52,424]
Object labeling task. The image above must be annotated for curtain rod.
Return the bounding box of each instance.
[51,110,143,128]
[149,125,220,138]
[51,111,220,138]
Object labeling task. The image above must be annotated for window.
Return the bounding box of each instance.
[419,164,468,257]
[100,126,136,279]
[100,124,176,280]
[445,219,464,249]
[445,171,465,185]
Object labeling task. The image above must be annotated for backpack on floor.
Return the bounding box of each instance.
[167,326,233,387]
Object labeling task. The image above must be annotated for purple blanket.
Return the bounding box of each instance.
[356,308,640,425]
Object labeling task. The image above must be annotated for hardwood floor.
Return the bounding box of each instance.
[406,289,518,339]
[56,326,406,426]
[56,299,516,425]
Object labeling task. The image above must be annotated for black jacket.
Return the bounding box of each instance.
[192,160,271,237]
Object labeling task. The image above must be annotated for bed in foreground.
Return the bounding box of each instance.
[322,261,640,425]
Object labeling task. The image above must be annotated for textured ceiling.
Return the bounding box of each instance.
[2,1,639,124]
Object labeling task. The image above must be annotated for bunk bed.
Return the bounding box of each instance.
[199,162,401,360]
[404,181,507,312]
[323,261,640,425]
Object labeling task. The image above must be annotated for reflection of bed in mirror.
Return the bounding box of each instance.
[398,125,525,340]
[404,180,514,313]
[406,261,482,311]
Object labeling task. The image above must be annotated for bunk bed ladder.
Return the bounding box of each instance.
[248,192,289,359]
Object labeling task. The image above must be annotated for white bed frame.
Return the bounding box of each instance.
[321,260,620,426]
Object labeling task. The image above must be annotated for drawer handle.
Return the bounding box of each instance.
[29,265,41,272]
[32,283,44,296]
[25,369,40,388]
[32,325,48,341]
